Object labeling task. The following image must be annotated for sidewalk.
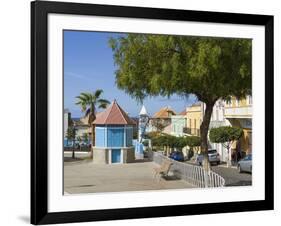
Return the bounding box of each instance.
[64,161,194,194]
[185,159,237,169]
[216,163,238,169]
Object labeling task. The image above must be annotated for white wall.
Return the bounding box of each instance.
[0,0,280,226]
[64,110,69,137]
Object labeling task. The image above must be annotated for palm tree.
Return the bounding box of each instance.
[75,90,110,152]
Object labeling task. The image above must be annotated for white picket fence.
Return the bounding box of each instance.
[150,151,225,188]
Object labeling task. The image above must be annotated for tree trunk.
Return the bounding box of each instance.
[92,124,96,146]
[90,124,95,159]
[72,142,75,159]
[226,146,230,168]
[225,143,231,168]
[200,101,216,171]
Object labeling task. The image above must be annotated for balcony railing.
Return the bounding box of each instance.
[183,127,200,136]
[209,121,227,129]
[224,106,252,118]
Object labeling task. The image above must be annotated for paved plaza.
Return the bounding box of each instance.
[64,160,194,194]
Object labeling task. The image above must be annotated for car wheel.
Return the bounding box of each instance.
[217,161,220,165]
[238,165,242,173]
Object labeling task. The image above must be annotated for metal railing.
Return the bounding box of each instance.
[183,127,200,136]
[149,151,225,188]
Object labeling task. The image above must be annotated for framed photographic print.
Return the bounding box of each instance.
[31,0,274,224]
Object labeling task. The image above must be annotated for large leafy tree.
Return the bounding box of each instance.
[185,136,201,160]
[75,90,110,148]
[110,34,251,170]
[209,126,243,167]
[185,136,201,150]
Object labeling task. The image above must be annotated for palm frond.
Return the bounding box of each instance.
[98,99,110,104]
[94,89,103,99]
[75,89,109,115]
[75,95,88,104]
[80,92,91,97]
[98,103,108,109]
[98,99,110,109]
[81,105,87,112]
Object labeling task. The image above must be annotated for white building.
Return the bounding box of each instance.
[208,100,230,162]
[72,118,91,140]
[64,109,71,138]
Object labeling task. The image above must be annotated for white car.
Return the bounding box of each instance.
[237,154,252,173]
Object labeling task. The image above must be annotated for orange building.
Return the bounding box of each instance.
[148,106,176,132]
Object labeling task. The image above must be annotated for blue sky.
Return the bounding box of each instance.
[64,30,196,118]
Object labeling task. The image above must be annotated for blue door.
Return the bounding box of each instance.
[112,149,121,163]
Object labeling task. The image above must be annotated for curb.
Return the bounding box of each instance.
[217,164,237,169]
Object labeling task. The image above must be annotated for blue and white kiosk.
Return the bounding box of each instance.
[92,100,136,164]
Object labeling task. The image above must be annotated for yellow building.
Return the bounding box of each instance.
[224,96,252,156]
[179,98,252,162]
[184,102,203,136]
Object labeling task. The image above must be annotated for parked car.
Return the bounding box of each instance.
[195,149,220,165]
[169,151,185,162]
[237,154,252,173]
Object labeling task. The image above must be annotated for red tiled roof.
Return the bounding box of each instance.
[153,106,176,118]
[179,109,186,116]
[93,100,136,125]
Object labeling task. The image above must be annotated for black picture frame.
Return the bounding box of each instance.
[31,0,274,224]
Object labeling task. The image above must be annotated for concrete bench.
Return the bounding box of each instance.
[153,160,173,181]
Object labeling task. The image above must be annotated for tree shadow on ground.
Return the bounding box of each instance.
[161,170,182,181]
[162,175,181,181]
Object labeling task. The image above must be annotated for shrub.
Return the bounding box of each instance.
[142,140,149,147]
[185,136,201,148]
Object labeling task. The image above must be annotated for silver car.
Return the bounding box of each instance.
[195,149,220,165]
[237,154,252,173]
